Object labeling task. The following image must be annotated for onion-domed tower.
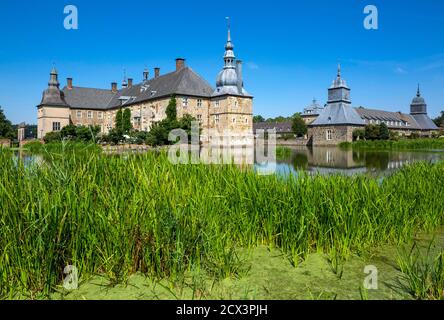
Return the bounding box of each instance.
[210,18,253,145]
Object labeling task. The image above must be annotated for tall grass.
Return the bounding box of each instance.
[0,145,443,298]
[397,243,444,300]
[340,138,444,151]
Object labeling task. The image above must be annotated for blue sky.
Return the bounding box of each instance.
[0,0,443,124]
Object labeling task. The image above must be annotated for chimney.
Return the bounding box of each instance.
[143,69,149,81]
[111,82,117,93]
[128,78,133,88]
[154,67,160,78]
[236,60,243,94]
[176,58,185,71]
[67,78,73,90]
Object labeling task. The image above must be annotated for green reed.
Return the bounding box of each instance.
[397,243,444,300]
[340,138,444,151]
[0,145,443,298]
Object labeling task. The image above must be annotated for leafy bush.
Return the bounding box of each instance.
[291,113,307,138]
[43,131,62,143]
[353,129,365,141]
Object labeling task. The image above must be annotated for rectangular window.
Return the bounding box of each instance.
[98,112,103,119]
[326,129,333,141]
[52,122,61,131]
[197,114,202,122]
[232,117,236,124]
[182,97,188,107]
[234,100,238,108]
[87,111,93,119]
[197,99,202,107]
[77,111,82,118]
[215,114,220,124]
[215,100,220,107]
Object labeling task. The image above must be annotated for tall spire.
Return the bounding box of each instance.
[223,17,235,69]
[122,68,128,88]
[417,83,421,97]
[226,17,232,44]
[337,62,341,78]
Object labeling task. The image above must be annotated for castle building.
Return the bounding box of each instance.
[37,22,253,144]
[254,65,439,145]
[308,65,365,146]
[301,99,325,124]
[306,66,438,145]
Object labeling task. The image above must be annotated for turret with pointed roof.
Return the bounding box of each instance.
[38,67,69,107]
[409,85,438,130]
[311,65,364,126]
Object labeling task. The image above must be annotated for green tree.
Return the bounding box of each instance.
[166,96,177,122]
[291,113,307,138]
[364,124,380,140]
[379,123,390,140]
[353,129,365,141]
[76,125,101,142]
[123,108,132,133]
[60,124,77,139]
[253,115,265,123]
[146,121,169,146]
[433,111,444,128]
[115,109,123,133]
[43,131,62,143]
[0,106,14,139]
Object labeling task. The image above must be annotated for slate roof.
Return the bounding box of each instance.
[310,103,365,126]
[62,87,116,110]
[107,67,214,109]
[411,114,439,130]
[39,87,70,107]
[60,67,215,110]
[253,121,293,134]
[355,107,438,130]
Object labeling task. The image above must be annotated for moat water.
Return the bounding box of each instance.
[266,146,444,177]
[12,146,444,177]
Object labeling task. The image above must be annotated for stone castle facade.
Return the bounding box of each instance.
[254,65,439,146]
[37,24,253,145]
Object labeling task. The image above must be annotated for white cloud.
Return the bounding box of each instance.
[394,66,408,74]
[246,62,259,70]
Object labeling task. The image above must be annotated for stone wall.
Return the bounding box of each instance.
[309,125,363,146]
[277,138,309,146]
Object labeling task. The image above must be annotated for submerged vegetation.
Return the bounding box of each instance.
[340,138,444,151]
[0,144,443,299]
[276,146,292,160]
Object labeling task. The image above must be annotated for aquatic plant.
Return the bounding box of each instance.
[397,243,444,300]
[0,146,443,298]
[341,138,444,151]
[276,146,292,160]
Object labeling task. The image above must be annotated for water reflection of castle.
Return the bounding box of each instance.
[282,147,444,172]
